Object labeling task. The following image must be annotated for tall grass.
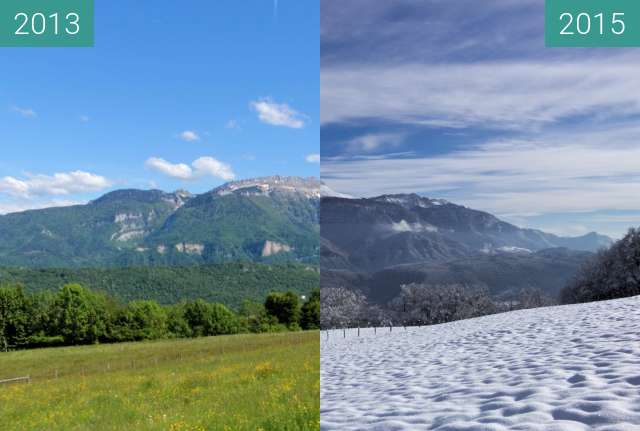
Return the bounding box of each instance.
[0,331,319,431]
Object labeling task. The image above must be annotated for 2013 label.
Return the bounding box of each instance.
[14,12,80,36]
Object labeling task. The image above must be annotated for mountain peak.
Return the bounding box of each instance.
[371,193,451,208]
[90,189,193,210]
[91,189,167,203]
[212,176,320,198]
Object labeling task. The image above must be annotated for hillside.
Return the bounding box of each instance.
[0,176,320,268]
[322,248,592,304]
[321,296,640,430]
[321,195,611,272]
[0,263,319,308]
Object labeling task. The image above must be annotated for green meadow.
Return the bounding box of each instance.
[0,331,320,431]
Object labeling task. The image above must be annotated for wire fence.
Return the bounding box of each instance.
[322,323,424,341]
[0,331,314,386]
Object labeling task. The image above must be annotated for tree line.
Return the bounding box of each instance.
[561,227,640,304]
[320,285,552,329]
[0,283,320,351]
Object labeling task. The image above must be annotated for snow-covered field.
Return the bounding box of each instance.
[321,296,640,430]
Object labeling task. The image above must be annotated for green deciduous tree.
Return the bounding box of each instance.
[183,299,240,337]
[51,284,108,345]
[111,300,168,341]
[265,291,300,329]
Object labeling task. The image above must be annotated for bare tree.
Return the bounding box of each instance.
[561,227,640,304]
[390,283,498,326]
[517,288,554,309]
[320,287,389,329]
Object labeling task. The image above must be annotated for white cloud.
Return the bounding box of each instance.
[80,115,90,123]
[250,98,307,129]
[179,130,200,142]
[306,153,320,163]
[145,156,235,181]
[11,106,37,118]
[321,58,640,129]
[191,157,235,181]
[0,171,112,198]
[145,158,193,180]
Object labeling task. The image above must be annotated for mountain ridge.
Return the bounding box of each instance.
[0,176,320,268]
[322,194,611,272]
[320,193,612,301]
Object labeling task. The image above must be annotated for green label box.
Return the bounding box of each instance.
[0,0,93,47]
[546,0,640,47]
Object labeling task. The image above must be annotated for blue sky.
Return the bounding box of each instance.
[0,0,319,214]
[321,0,640,238]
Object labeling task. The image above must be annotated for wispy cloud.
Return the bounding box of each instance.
[323,124,640,217]
[0,171,112,198]
[145,156,235,181]
[250,98,307,129]
[225,120,241,130]
[11,106,37,118]
[347,133,406,153]
[321,59,640,128]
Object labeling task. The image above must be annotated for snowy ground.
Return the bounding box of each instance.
[321,296,640,430]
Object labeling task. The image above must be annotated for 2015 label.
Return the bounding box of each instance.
[546,0,640,47]
[559,12,625,36]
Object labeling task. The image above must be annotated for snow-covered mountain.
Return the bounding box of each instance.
[322,194,612,272]
[321,194,613,300]
[321,295,640,430]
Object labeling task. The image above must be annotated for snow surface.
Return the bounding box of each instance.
[321,296,640,430]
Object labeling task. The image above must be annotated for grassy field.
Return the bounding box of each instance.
[0,331,319,431]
